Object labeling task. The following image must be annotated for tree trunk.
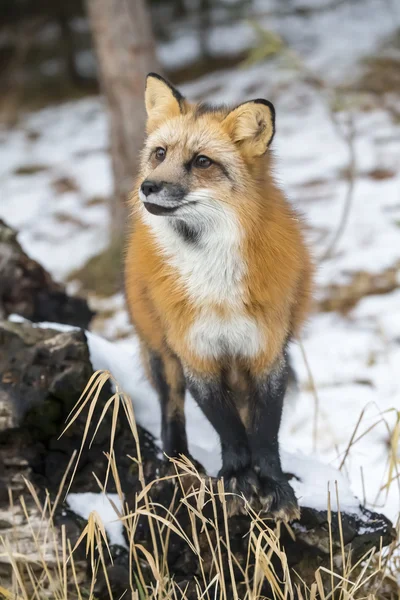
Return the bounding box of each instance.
[86,0,160,240]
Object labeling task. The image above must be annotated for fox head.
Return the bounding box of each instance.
[137,73,275,227]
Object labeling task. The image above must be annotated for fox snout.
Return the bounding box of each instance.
[140,180,187,216]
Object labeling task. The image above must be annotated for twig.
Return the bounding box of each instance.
[320,112,357,261]
[299,339,320,452]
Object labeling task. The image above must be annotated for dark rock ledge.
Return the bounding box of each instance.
[0,219,93,328]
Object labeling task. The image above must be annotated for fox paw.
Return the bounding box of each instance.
[258,476,300,522]
[220,467,260,516]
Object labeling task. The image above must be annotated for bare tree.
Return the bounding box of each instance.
[86,0,160,240]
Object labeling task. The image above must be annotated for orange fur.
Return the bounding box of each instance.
[125,76,313,382]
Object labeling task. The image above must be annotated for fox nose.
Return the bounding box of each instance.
[141,180,163,197]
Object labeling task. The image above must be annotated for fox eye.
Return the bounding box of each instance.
[154,147,166,161]
[194,155,212,169]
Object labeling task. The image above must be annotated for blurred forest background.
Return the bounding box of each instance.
[2,0,399,288]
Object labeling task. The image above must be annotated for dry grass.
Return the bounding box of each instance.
[0,370,398,599]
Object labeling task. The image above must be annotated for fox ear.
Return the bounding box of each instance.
[145,73,184,133]
[222,99,275,157]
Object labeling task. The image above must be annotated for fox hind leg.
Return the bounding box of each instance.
[146,348,189,459]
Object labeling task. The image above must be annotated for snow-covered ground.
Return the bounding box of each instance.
[67,492,125,546]
[1,0,399,530]
[84,329,362,515]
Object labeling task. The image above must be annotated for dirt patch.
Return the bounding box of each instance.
[352,28,400,97]
[68,238,123,298]
[169,51,248,87]
[365,167,396,181]
[51,175,79,194]
[13,164,48,175]
[358,56,400,96]
[85,195,107,207]
[53,212,87,228]
[319,260,400,313]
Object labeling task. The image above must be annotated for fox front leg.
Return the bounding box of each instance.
[247,353,300,522]
[186,372,259,514]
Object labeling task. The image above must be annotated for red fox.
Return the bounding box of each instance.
[125,73,313,520]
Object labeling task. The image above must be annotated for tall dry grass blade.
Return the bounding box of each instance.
[61,370,112,496]
[299,339,320,453]
[21,562,40,600]
[339,406,367,470]
[381,410,400,495]
[309,582,318,600]
[64,369,105,426]
[135,544,161,584]
[89,393,118,448]
[127,519,147,597]
[218,479,238,600]
[61,524,67,600]
[188,511,211,600]
[197,574,220,600]
[0,585,24,600]
[91,470,124,523]
[335,482,346,600]
[1,540,30,600]
[315,569,325,600]
[208,480,227,600]
[339,406,393,471]
[17,494,63,599]
[68,538,83,600]
[119,390,165,582]
[121,395,144,483]
[157,485,179,584]
[326,483,334,600]
[126,509,197,554]
[318,567,355,586]
[89,392,120,490]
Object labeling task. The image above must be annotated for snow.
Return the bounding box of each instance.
[67,492,125,547]
[85,330,363,514]
[281,451,361,513]
[0,98,111,281]
[9,315,77,332]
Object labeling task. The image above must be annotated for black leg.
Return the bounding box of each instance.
[247,352,299,521]
[186,372,259,512]
[149,351,189,458]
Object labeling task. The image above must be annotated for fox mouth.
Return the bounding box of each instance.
[143,202,179,216]
[143,200,196,216]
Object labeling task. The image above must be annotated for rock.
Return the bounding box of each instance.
[0,499,88,595]
[93,550,132,599]
[282,506,394,577]
[0,319,395,598]
[0,320,161,497]
[0,319,163,593]
[0,219,94,328]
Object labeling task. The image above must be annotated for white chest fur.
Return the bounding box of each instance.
[143,195,264,359]
[144,198,245,307]
[188,310,264,359]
